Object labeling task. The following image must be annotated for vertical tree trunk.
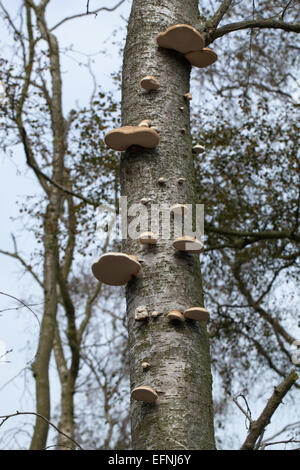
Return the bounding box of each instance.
[120,0,215,450]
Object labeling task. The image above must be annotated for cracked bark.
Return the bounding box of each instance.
[120,0,215,450]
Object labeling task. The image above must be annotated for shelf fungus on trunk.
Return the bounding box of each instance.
[140,75,160,91]
[167,309,184,322]
[184,92,192,101]
[135,305,149,321]
[131,385,158,403]
[156,24,204,54]
[92,252,141,286]
[172,236,204,254]
[105,126,160,151]
[138,119,151,127]
[170,203,190,216]
[138,231,158,245]
[184,307,210,322]
[192,144,205,154]
[185,48,218,69]
[141,362,151,370]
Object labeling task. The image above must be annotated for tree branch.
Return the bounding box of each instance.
[0,411,83,450]
[209,18,300,44]
[20,126,98,206]
[50,0,126,32]
[205,0,233,31]
[240,369,298,450]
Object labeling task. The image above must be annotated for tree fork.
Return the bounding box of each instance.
[120,0,215,450]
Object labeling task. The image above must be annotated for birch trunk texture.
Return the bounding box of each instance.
[120,0,216,450]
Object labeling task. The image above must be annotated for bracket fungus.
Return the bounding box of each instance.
[156,24,205,54]
[167,310,184,322]
[177,177,186,185]
[138,231,158,245]
[151,310,161,318]
[140,75,160,91]
[185,48,218,68]
[140,197,152,205]
[172,235,204,254]
[138,119,151,127]
[131,385,158,403]
[192,144,205,154]
[170,204,190,216]
[158,177,166,185]
[184,92,192,101]
[184,307,210,322]
[141,362,151,370]
[105,126,159,151]
[135,305,149,321]
[92,252,141,286]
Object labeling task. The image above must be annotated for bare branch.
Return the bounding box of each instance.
[20,126,98,206]
[50,0,126,32]
[0,291,40,326]
[209,18,300,44]
[240,369,299,450]
[206,0,233,31]
[0,411,83,450]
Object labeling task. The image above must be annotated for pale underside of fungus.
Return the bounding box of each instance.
[105,126,159,151]
[172,236,204,254]
[185,48,218,68]
[184,307,210,322]
[140,75,160,91]
[131,385,158,403]
[92,252,140,286]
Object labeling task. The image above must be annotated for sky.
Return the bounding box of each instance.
[0,0,299,450]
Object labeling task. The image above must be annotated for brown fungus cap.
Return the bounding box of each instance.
[156,24,205,54]
[172,236,204,254]
[131,385,158,403]
[184,307,210,322]
[167,310,184,322]
[185,47,218,68]
[105,126,159,151]
[140,76,160,91]
[138,231,158,245]
[92,252,141,286]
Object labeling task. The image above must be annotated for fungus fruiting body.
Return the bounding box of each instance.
[184,307,210,322]
[158,177,166,185]
[173,236,204,254]
[192,144,205,154]
[140,197,152,205]
[138,119,151,127]
[151,310,161,318]
[167,310,184,322]
[131,385,158,403]
[156,24,205,54]
[92,252,141,286]
[141,362,151,370]
[140,76,160,91]
[177,177,186,184]
[185,48,218,68]
[135,305,149,321]
[138,231,158,245]
[184,92,192,101]
[170,204,190,216]
[105,126,159,151]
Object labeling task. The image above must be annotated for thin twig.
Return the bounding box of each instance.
[0,411,83,450]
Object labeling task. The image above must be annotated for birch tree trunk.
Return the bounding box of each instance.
[120,0,215,450]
